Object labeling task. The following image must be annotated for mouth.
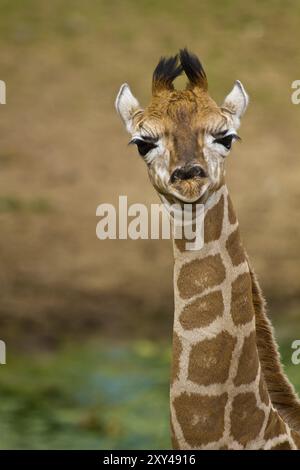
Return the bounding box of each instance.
[168,165,209,203]
[150,164,210,204]
[168,179,209,203]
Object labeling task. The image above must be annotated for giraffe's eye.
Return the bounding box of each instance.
[130,139,157,157]
[213,134,240,150]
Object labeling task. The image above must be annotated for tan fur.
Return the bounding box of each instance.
[230,392,265,445]
[173,392,228,448]
[133,90,228,200]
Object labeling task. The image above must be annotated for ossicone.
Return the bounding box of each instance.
[152,48,208,95]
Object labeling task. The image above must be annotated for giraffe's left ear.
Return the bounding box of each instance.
[222,80,249,122]
[115,83,141,133]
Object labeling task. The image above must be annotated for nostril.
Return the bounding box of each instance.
[170,168,185,183]
[187,166,206,179]
[170,165,206,183]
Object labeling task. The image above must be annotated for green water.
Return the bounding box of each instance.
[0,338,299,449]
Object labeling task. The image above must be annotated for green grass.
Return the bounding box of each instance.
[0,196,52,213]
[277,341,300,394]
[0,338,299,449]
[0,340,171,449]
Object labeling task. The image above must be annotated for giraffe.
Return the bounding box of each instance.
[115,49,300,449]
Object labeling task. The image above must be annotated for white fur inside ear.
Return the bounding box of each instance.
[223,80,249,119]
[115,83,141,132]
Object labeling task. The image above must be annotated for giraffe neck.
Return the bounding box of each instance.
[170,184,298,450]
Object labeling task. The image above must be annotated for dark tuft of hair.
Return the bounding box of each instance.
[152,54,183,93]
[179,48,208,90]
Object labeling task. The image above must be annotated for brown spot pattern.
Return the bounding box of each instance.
[188,331,236,385]
[177,254,226,299]
[174,216,200,253]
[230,392,265,445]
[291,430,300,449]
[175,237,189,253]
[264,409,287,441]
[204,195,224,243]
[259,374,270,406]
[173,392,228,446]
[171,332,182,384]
[179,290,224,330]
[230,273,254,325]
[234,332,259,386]
[270,441,292,450]
[226,229,245,266]
[227,196,237,225]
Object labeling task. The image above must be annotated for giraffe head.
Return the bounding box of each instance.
[115,49,249,204]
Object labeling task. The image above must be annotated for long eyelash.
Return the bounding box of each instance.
[213,134,241,143]
[213,133,241,151]
[129,138,157,157]
[128,137,158,146]
[213,129,228,138]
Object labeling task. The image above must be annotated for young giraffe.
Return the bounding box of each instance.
[115,49,300,450]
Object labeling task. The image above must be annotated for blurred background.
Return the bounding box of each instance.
[0,0,300,449]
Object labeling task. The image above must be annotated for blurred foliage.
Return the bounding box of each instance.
[0,336,299,450]
[0,340,171,449]
[0,196,52,213]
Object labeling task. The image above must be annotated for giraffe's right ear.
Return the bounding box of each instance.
[115,83,141,133]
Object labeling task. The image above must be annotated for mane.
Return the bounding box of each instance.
[152,54,183,93]
[179,48,208,90]
[152,48,208,93]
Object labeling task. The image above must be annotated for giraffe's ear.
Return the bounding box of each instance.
[115,83,141,133]
[222,80,249,122]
